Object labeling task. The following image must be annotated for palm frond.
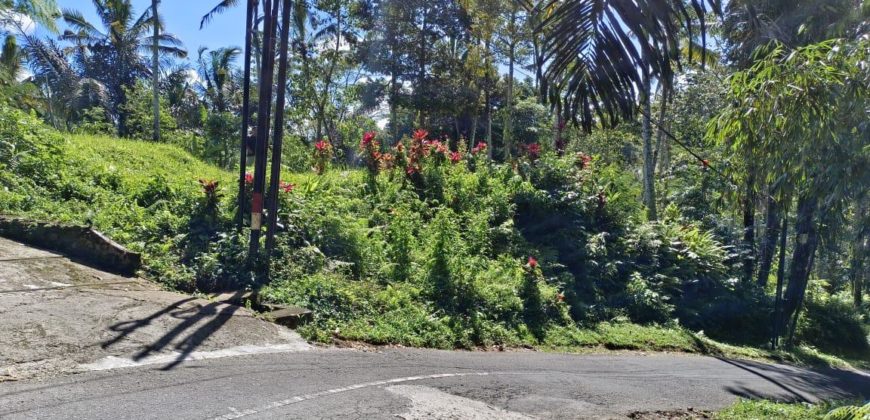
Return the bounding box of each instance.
[201,0,241,29]
[525,0,720,131]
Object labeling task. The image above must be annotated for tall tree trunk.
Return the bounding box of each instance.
[237,0,255,231]
[771,206,788,349]
[851,196,868,306]
[502,6,517,161]
[152,0,160,142]
[780,195,819,341]
[652,84,669,173]
[641,65,656,221]
[389,67,398,144]
[248,0,280,257]
[265,0,292,254]
[757,193,781,287]
[484,38,492,160]
[742,173,758,282]
[554,100,563,155]
[416,9,428,128]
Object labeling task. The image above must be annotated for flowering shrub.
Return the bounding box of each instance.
[359,131,382,178]
[471,141,487,155]
[313,139,333,175]
[526,143,541,162]
[280,181,295,193]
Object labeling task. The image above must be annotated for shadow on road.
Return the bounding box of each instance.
[101,291,246,370]
[715,357,870,402]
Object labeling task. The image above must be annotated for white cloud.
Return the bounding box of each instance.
[185,68,204,88]
[0,11,36,35]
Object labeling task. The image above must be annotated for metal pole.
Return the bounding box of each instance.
[265,0,292,254]
[249,0,280,257]
[237,0,256,232]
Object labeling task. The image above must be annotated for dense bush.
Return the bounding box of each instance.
[1,114,866,358]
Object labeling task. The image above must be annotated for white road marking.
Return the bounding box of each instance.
[210,372,508,420]
[79,342,313,371]
[387,385,535,419]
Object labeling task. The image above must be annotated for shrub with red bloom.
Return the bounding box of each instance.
[361,131,377,147]
[199,179,219,195]
[527,256,538,268]
[577,152,593,170]
[380,152,395,170]
[280,181,295,193]
[526,143,541,161]
[449,151,462,164]
[244,173,254,184]
[359,132,383,177]
[312,139,333,174]
[471,141,487,155]
[412,129,429,142]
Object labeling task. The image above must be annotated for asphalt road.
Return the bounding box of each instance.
[1,348,869,419]
[2,236,869,419]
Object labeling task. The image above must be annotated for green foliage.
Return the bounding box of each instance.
[714,400,867,420]
[798,297,870,357]
[74,107,115,136]
[121,81,178,140]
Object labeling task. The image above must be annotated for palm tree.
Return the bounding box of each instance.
[197,46,242,113]
[26,37,108,129]
[61,0,186,136]
[0,0,60,33]
[521,0,720,221]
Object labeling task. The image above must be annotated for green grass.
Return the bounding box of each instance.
[715,399,869,420]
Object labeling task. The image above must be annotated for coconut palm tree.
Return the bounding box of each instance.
[26,37,108,129]
[0,0,60,33]
[61,0,186,136]
[521,0,719,221]
[197,46,242,113]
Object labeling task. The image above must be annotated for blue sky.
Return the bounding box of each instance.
[55,1,248,60]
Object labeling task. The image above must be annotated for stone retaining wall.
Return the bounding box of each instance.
[0,216,141,276]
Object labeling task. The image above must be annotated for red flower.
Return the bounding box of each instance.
[280,181,295,193]
[244,173,254,184]
[449,151,462,164]
[412,129,429,141]
[471,142,488,155]
[405,165,417,175]
[527,256,538,268]
[362,131,377,147]
[199,179,218,194]
[527,143,541,161]
[578,153,592,169]
[315,139,330,151]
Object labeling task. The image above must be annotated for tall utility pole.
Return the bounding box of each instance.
[237,0,256,232]
[152,0,160,142]
[248,0,280,257]
[265,0,292,254]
